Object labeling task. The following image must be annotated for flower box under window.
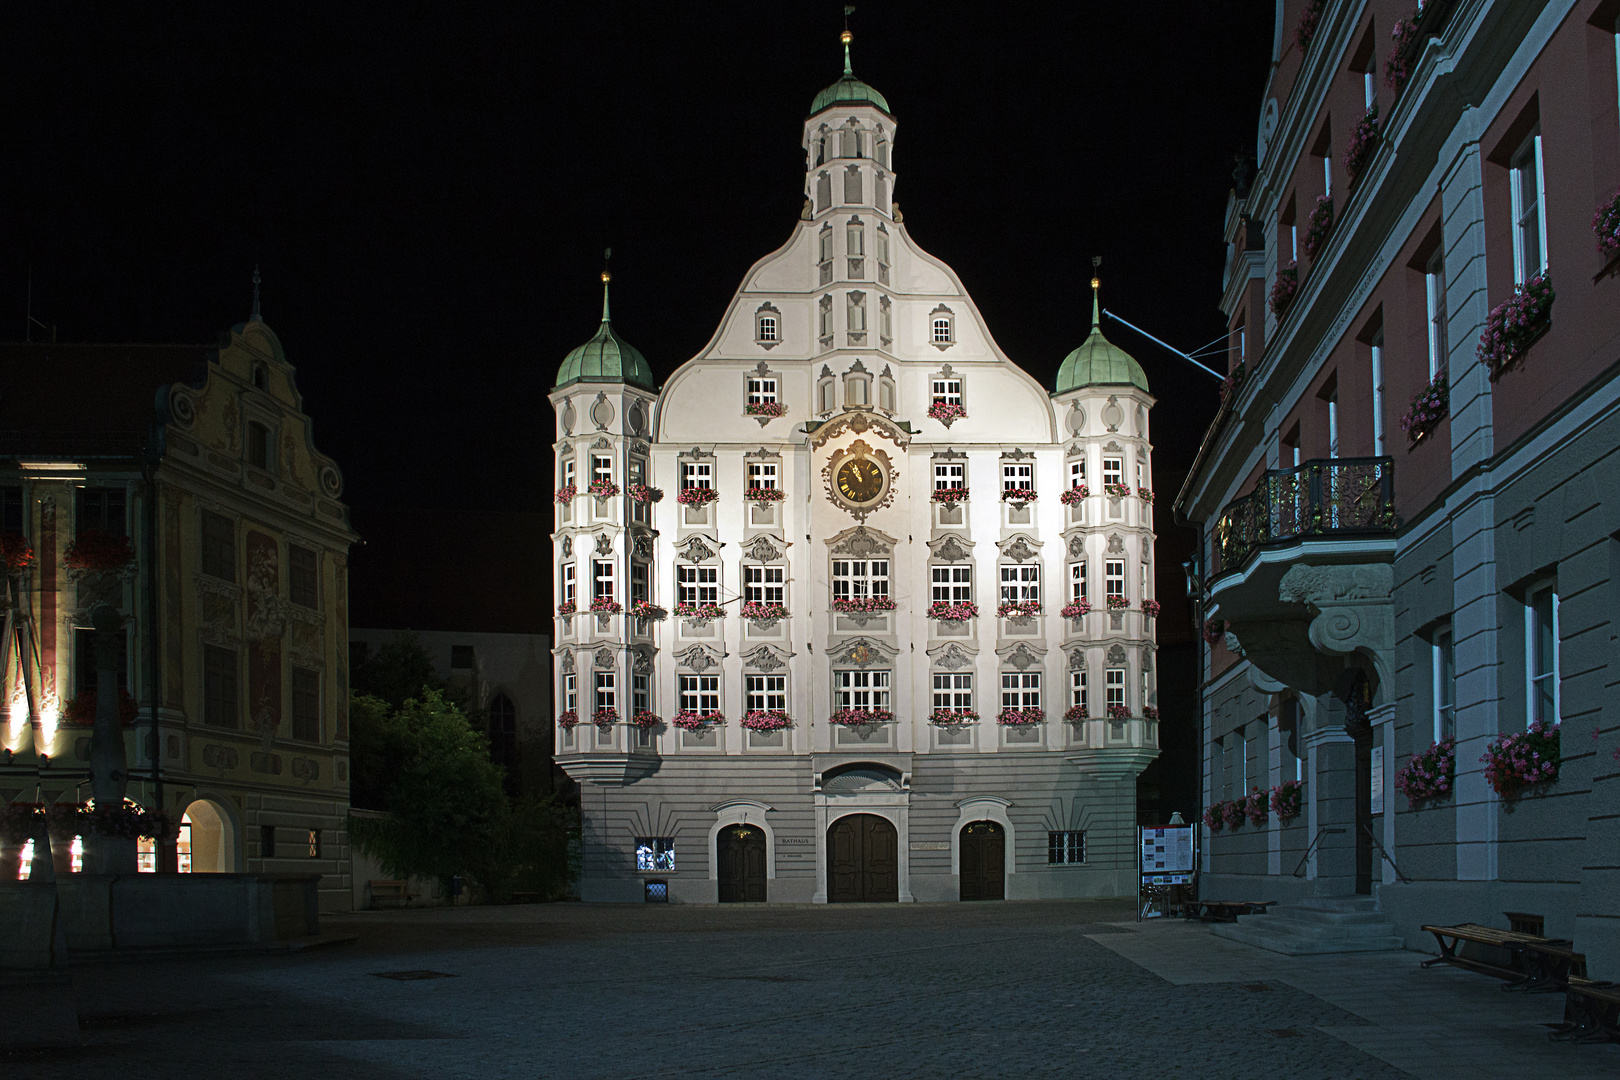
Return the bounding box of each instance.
[1481,722,1560,800]
[1343,107,1380,186]
[996,600,1041,618]
[1479,271,1554,381]
[671,710,721,732]
[1060,600,1091,619]
[673,602,725,620]
[739,601,788,622]
[556,710,580,730]
[1105,596,1130,611]
[996,707,1044,726]
[1000,488,1037,502]
[1400,370,1449,446]
[931,487,969,504]
[831,596,896,614]
[586,480,620,499]
[1269,264,1298,317]
[553,485,578,504]
[740,709,792,732]
[743,487,785,503]
[829,707,894,727]
[927,600,978,622]
[1303,195,1334,261]
[1270,779,1304,822]
[627,601,666,620]
[744,401,786,418]
[1101,483,1131,499]
[926,401,967,424]
[929,708,978,726]
[1595,187,1620,262]
[676,487,719,506]
[1064,704,1089,722]
[626,484,657,503]
[589,597,622,614]
[1140,599,1161,617]
[630,711,661,729]
[1059,486,1088,506]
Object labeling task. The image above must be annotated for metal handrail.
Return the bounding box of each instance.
[1362,823,1410,884]
[1292,825,1345,878]
[1211,456,1398,578]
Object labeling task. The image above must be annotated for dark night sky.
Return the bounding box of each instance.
[0,2,1275,518]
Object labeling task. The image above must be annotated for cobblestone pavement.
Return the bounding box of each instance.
[6,900,1617,1079]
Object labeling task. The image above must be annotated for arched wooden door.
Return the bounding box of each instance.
[959,820,1005,901]
[717,824,767,902]
[827,814,899,902]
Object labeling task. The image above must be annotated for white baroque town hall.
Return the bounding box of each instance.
[550,36,1163,903]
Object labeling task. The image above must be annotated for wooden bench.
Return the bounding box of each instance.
[1549,977,1620,1043]
[1186,899,1277,923]
[1420,923,1579,992]
[368,879,417,909]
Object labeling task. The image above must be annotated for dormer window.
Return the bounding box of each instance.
[247,421,272,471]
[754,302,782,348]
[929,305,955,350]
[758,315,778,342]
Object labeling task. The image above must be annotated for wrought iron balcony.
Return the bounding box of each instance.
[1211,457,1396,580]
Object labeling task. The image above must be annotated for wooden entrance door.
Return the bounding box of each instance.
[827,814,899,902]
[717,825,767,902]
[959,820,1005,901]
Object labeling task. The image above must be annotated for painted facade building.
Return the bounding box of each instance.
[550,38,1163,903]
[1176,0,1620,966]
[0,314,359,910]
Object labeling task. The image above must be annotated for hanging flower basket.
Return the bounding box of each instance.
[586,480,620,499]
[1295,0,1324,53]
[1202,619,1226,645]
[1,802,45,844]
[1064,704,1089,723]
[1243,787,1269,826]
[2,532,35,573]
[556,601,576,617]
[1060,600,1091,618]
[1400,369,1449,446]
[1059,485,1088,505]
[931,487,969,504]
[1385,9,1423,94]
[1102,483,1132,499]
[926,401,967,424]
[671,709,721,732]
[626,484,658,503]
[1482,721,1560,800]
[676,487,718,506]
[630,711,661,729]
[673,602,725,620]
[740,709,792,732]
[1106,704,1130,720]
[1140,599,1161,617]
[1000,488,1036,502]
[929,708,978,726]
[996,600,1041,618]
[1220,800,1246,828]
[739,601,788,622]
[589,597,621,614]
[1344,106,1381,185]
[1394,739,1455,806]
[628,601,666,620]
[744,401,786,418]
[1137,488,1154,503]
[1479,271,1554,380]
[63,530,134,574]
[555,710,579,730]
[1202,802,1226,831]
[1106,596,1131,611]
[1594,187,1620,261]
[743,487,786,502]
[832,596,896,614]
[62,689,139,727]
[1303,195,1334,260]
[553,485,577,504]
[829,707,894,727]
[1270,779,1304,823]
[1142,706,1159,720]
[592,707,618,729]
[996,707,1044,727]
[927,600,978,622]
[1269,263,1299,317]
[1221,362,1246,403]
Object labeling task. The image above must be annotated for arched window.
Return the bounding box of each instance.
[488,692,518,772]
[815,172,831,213]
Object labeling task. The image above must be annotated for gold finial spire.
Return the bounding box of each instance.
[1090,256,1102,329]
[842,5,855,74]
[600,248,613,322]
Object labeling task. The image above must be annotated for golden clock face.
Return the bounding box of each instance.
[836,458,885,504]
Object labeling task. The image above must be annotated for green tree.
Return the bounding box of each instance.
[350,631,444,709]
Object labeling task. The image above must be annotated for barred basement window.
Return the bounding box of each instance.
[1048,830,1086,865]
[636,838,675,871]
[261,825,276,859]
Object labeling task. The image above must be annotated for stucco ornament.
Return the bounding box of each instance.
[1278,563,1395,687]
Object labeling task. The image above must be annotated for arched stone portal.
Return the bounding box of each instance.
[181,798,239,872]
[959,820,1005,901]
[717,824,767,902]
[827,813,898,902]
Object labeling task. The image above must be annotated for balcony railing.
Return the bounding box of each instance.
[1211,457,1396,579]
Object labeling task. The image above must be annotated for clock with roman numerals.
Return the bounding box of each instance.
[835,457,885,504]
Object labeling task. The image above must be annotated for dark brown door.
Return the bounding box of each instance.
[959,820,1005,901]
[827,814,899,902]
[718,825,767,902]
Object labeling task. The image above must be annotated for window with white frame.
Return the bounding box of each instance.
[1070,458,1086,488]
[1328,391,1340,458]
[562,671,577,713]
[630,562,649,605]
[593,560,614,601]
[1425,248,1447,378]
[846,222,864,257]
[835,669,891,710]
[931,378,962,405]
[1526,583,1559,727]
[819,295,833,337]
[1105,560,1125,601]
[1000,563,1039,603]
[819,228,833,264]
[932,314,953,344]
[1102,457,1123,487]
[1002,672,1040,709]
[594,671,615,713]
[561,563,576,607]
[676,565,718,605]
[632,672,650,715]
[1002,462,1032,493]
[681,461,712,490]
[1071,670,1088,712]
[1509,130,1547,284]
[747,376,778,403]
[1070,561,1087,602]
[931,564,971,602]
[934,461,965,490]
[561,457,575,489]
[678,674,720,716]
[1370,331,1385,456]
[1106,668,1125,711]
[932,672,972,713]
[1048,830,1085,865]
[875,227,890,266]
[747,461,779,490]
[592,454,613,485]
[1433,625,1456,742]
[746,674,786,712]
[755,314,778,343]
[832,559,888,601]
[1141,563,1149,599]
[744,565,785,604]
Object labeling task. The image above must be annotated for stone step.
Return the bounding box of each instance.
[1240,912,1400,939]
[1249,907,1394,928]
[1211,920,1407,955]
[1290,896,1381,914]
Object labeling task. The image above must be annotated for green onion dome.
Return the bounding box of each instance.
[1053,282,1150,394]
[810,32,891,116]
[553,272,657,392]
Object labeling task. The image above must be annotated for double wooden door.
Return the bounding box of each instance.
[718,825,767,902]
[959,820,1005,901]
[827,814,898,902]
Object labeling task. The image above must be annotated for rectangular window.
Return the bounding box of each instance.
[746,674,786,712]
[561,458,575,489]
[1102,458,1123,487]
[630,562,649,605]
[677,565,718,605]
[1105,560,1125,601]
[1001,672,1040,709]
[999,564,1039,603]
[848,293,867,332]
[1002,462,1032,492]
[931,378,962,405]
[201,510,235,581]
[592,454,613,486]
[1509,131,1547,284]
[562,563,576,607]
[594,671,615,713]
[631,673,650,715]
[1048,831,1086,865]
[563,672,578,713]
[678,674,720,716]
[934,461,965,490]
[931,564,972,602]
[593,560,614,601]
[1071,670,1088,712]
[834,669,891,710]
[636,838,675,871]
[1280,696,1304,782]
[747,461,779,489]
[1526,584,1559,727]
[203,645,238,728]
[744,564,785,604]
[932,317,952,343]
[932,672,973,713]
[831,559,889,601]
[1106,668,1125,711]
[1425,248,1447,378]
[747,376,778,402]
[847,225,865,256]
[291,666,320,742]
[247,422,271,471]
[1327,391,1340,458]
[1370,333,1385,456]
[288,544,319,609]
[819,230,833,263]
[876,229,890,266]
[757,314,778,342]
[1070,458,1086,488]
[1433,626,1456,743]
[1070,561,1087,602]
[77,487,127,537]
[681,461,712,490]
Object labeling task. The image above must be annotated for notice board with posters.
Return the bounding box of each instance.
[1138,825,1197,920]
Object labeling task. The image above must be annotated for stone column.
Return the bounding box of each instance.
[1305,691,1357,896]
